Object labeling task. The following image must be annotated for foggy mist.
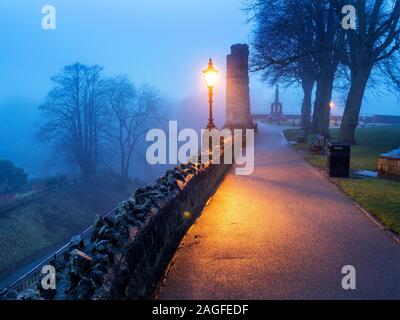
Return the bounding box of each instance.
[1,0,399,177]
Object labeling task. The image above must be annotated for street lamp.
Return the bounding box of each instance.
[329,102,335,126]
[203,58,219,129]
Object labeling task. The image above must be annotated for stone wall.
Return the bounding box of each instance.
[13,150,232,300]
[377,155,400,179]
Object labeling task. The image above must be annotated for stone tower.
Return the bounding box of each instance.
[225,44,254,130]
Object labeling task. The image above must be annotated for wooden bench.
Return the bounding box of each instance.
[309,134,328,154]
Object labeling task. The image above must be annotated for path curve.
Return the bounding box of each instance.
[159,123,400,300]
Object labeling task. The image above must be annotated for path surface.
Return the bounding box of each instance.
[159,124,400,300]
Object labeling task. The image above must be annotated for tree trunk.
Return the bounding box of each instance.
[320,81,333,138]
[120,146,126,185]
[337,67,371,144]
[121,158,129,187]
[311,73,334,137]
[80,164,92,180]
[301,77,314,133]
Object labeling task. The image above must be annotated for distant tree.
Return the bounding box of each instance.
[246,0,344,137]
[309,0,344,137]
[0,160,28,194]
[336,0,400,144]
[37,63,107,178]
[247,0,317,133]
[104,76,163,186]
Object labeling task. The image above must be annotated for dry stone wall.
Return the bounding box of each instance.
[13,153,231,300]
[377,155,400,179]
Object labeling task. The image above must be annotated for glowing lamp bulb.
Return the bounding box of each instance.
[203,58,219,88]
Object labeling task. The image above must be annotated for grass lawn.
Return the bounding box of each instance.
[283,125,400,234]
[284,125,400,171]
[339,179,400,234]
[0,180,134,281]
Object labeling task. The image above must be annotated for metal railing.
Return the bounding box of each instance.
[0,177,82,213]
[0,208,116,299]
[0,155,219,299]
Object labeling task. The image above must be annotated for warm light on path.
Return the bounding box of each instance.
[158,123,400,299]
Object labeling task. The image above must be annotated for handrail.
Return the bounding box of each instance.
[0,208,116,298]
[0,147,227,299]
[0,177,82,213]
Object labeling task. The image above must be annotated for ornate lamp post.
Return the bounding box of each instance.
[202,58,219,129]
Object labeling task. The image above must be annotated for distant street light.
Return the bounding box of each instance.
[329,102,335,127]
[203,58,219,129]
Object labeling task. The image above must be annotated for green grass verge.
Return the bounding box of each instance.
[0,192,95,279]
[283,125,400,234]
[284,125,400,171]
[0,180,133,280]
[339,179,400,234]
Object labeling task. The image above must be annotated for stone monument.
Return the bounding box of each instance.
[270,85,283,117]
[224,44,256,130]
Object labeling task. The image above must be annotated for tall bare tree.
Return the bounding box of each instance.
[310,0,344,137]
[246,0,342,136]
[249,0,317,132]
[336,0,400,144]
[37,63,107,178]
[105,76,163,186]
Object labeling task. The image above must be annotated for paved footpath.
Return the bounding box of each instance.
[159,123,400,299]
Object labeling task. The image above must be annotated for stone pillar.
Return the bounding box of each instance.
[225,44,254,130]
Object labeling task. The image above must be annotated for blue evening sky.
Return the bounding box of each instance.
[1,0,398,115]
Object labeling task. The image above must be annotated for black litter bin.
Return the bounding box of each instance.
[327,143,350,177]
